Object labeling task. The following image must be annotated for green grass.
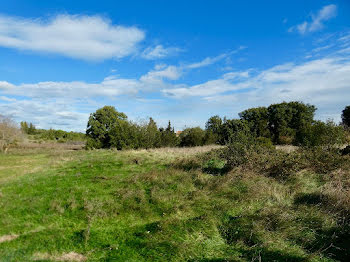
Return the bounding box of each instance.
[0,147,349,261]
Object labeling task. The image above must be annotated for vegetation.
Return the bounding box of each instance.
[0,102,349,261]
[83,102,347,150]
[1,142,350,261]
[21,121,85,143]
[342,105,350,128]
[0,115,23,153]
[86,106,178,150]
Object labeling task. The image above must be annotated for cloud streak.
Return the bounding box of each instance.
[289,4,337,34]
[141,45,182,60]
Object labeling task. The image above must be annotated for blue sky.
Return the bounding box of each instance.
[1,0,350,131]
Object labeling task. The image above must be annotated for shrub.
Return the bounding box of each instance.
[255,137,274,149]
[302,147,345,174]
[299,120,346,147]
[222,129,255,169]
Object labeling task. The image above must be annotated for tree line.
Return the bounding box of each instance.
[86,102,350,150]
[20,121,85,143]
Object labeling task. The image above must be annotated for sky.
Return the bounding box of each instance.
[0,0,350,132]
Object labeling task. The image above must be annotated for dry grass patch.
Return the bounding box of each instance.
[33,252,86,261]
[0,234,18,243]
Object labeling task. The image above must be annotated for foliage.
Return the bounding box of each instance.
[219,119,250,145]
[267,101,316,144]
[342,105,350,127]
[20,121,36,135]
[239,106,270,138]
[86,106,179,150]
[159,121,179,147]
[179,127,206,147]
[299,120,346,147]
[205,115,223,143]
[86,106,128,148]
[35,129,85,142]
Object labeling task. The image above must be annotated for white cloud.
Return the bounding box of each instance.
[186,46,246,69]
[140,65,182,86]
[0,99,89,131]
[0,14,145,61]
[0,77,140,99]
[289,4,337,34]
[186,53,228,69]
[141,45,182,60]
[162,50,350,122]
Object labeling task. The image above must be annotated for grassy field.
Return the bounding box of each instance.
[0,145,349,261]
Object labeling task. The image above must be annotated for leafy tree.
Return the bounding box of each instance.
[219,119,250,145]
[267,102,316,144]
[205,115,223,134]
[342,106,350,128]
[179,127,206,147]
[140,118,161,149]
[239,107,270,138]
[205,115,223,144]
[86,106,127,149]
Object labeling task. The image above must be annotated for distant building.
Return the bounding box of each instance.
[176,131,183,137]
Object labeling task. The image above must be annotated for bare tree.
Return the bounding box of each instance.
[0,115,22,153]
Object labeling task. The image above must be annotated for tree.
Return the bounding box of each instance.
[267,102,316,144]
[205,115,222,134]
[141,117,161,148]
[20,121,36,135]
[205,115,223,144]
[160,121,178,147]
[219,119,250,145]
[86,106,128,149]
[342,106,350,128]
[239,107,270,138]
[179,127,206,147]
[0,115,22,153]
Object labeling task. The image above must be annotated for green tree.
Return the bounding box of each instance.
[144,117,161,148]
[160,121,178,147]
[179,127,206,147]
[86,106,128,149]
[219,119,250,145]
[205,115,223,144]
[342,106,350,128]
[267,102,316,144]
[239,107,269,138]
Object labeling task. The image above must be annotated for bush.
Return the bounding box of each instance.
[301,147,345,174]
[299,120,346,147]
[221,129,255,169]
[255,137,274,149]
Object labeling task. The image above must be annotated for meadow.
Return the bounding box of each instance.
[0,144,349,261]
